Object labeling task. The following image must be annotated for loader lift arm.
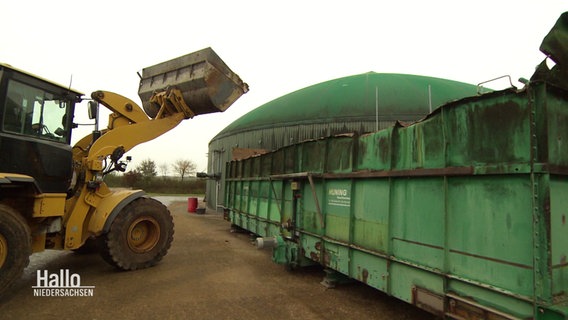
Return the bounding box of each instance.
[0,47,247,296]
[64,47,248,250]
[86,89,189,170]
[64,89,190,249]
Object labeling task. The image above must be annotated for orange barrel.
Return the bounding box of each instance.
[187,197,198,213]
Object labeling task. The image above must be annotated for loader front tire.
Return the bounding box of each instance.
[0,204,31,297]
[100,198,174,270]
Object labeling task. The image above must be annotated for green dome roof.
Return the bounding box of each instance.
[213,72,480,140]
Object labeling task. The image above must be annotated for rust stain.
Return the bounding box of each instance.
[310,252,320,261]
[377,135,390,164]
[319,166,474,179]
[449,249,532,269]
[563,214,566,225]
[315,241,322,251]
[356,266,361,281]
[361,269,369,284]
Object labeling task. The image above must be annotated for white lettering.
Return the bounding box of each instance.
[33,269,92,295]
[328,189,348,196]
[36,270,49,287]
[70,273,80,287]
[35,269,82,287]
[33,288,95,297]
[48,273,58,287]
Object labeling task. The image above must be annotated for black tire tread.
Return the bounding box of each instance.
[0,204,31,297]
[100,198,174,270]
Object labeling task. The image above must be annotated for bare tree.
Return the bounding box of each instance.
[172,159,196,181]
[138,159,157,179]
[159,163,169,179]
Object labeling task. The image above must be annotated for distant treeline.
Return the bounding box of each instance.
[104,157,205,194]
[105,173,206,194]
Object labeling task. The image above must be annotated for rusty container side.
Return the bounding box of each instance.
[224,12,568,320]
[138,47,248,118]
[224,82,568,319]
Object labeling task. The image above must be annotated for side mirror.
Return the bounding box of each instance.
[88,101,99,120]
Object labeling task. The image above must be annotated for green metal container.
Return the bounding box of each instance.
[224,80,568,319]
[224,12,568,319]
[207,72,482,212]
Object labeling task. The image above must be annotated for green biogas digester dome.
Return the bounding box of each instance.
[206,72,480,210]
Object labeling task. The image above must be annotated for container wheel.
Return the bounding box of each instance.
[0,204,31,297]
[100,198,174,270]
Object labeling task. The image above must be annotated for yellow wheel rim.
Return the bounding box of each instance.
[0,233,7,268]
[127,217,160,253]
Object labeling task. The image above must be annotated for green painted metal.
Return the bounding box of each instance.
[208,72,485,213]
[214,72,481,139]
[224,79,568,319]
[223,12,568,320]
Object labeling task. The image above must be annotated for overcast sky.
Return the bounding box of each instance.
[2,1,567,173]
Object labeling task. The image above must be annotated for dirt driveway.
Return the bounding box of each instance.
[0,198,435,320]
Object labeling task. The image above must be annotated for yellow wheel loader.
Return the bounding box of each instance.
[0,48,248,295]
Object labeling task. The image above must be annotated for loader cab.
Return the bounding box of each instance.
[0,63,83,193]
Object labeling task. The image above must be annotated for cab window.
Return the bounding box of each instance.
[2,79,71,142]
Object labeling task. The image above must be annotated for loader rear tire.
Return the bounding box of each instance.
[100,198,174,270]
[0,204,31,297]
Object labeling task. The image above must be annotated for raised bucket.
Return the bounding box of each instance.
[187,197,198,213]
[138,47,249,119]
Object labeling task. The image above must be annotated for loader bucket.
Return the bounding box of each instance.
[138,47,248,118]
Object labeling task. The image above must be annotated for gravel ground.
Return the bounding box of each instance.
[0,197,436,320]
